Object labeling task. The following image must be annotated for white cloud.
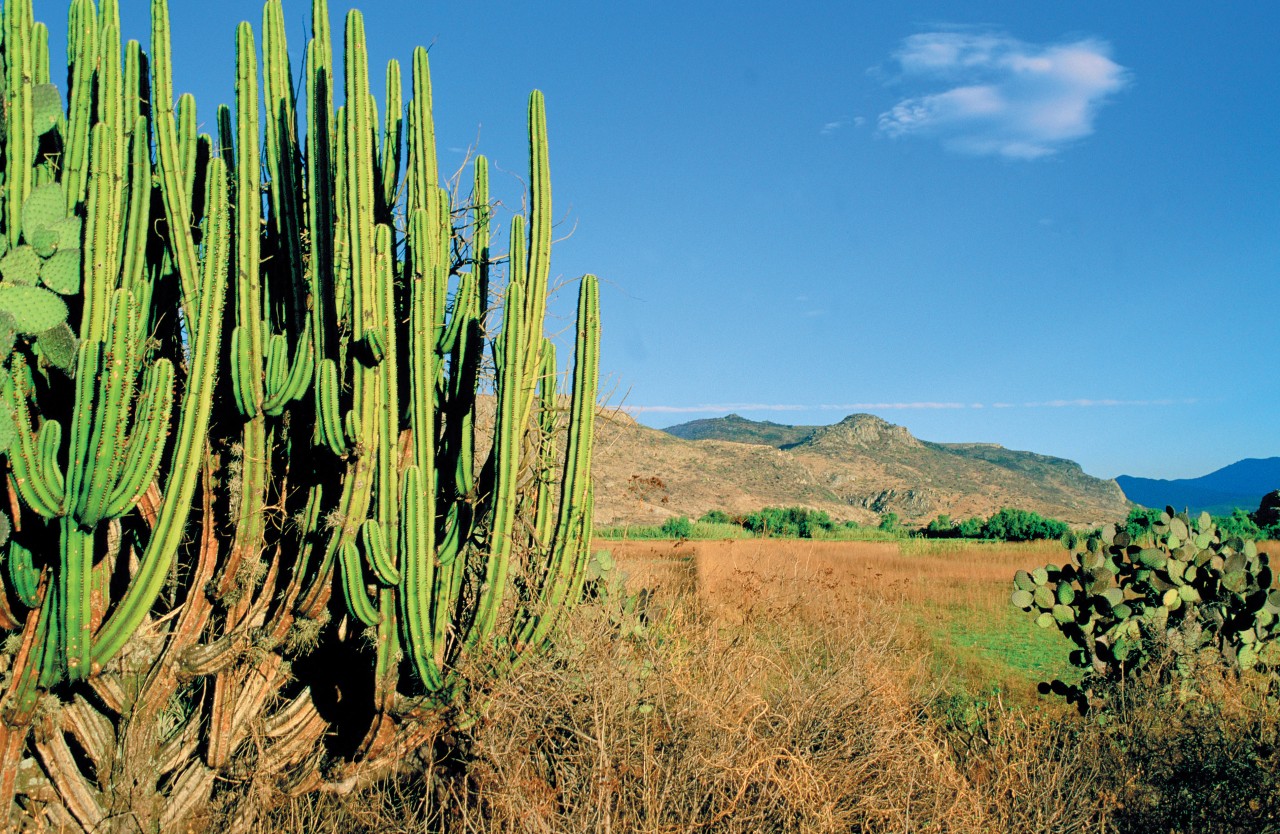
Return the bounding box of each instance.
[878,30,1129,158]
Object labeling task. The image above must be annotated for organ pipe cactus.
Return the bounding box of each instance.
[0,0,603,829]
[1014,508,1280,711]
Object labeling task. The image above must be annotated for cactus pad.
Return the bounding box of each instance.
[35,322,78,375]
[0,283,70,332]
[31,83,62,136]
[21,183,66,242]
[38,248,80,295]
[53,217,81,250]
[0,312,16,357]
[0,246,42,285]
[30,227,59,257]
[1016,507,1280,707]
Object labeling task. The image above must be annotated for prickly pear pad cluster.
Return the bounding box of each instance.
[1014,509,1280,702]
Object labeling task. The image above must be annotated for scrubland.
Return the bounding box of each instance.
[239,539,1280,833]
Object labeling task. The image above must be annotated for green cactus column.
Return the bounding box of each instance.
[0,0,605,824]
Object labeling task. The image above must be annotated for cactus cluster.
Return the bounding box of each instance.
[0,0,602,829]
[1014,508,1280,709]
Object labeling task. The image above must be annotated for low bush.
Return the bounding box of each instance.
[698,509,736,525]
[920,508,1068,542]
[660,515,693,539]
[741,506,836,538]
[593,523,668,540]
[1090,652,1280,834]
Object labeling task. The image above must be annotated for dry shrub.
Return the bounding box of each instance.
[448,593,986,833]
[1084,646,1280,834]
[939,698,1108,834]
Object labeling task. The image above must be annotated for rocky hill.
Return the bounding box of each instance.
[591,411,1129,528]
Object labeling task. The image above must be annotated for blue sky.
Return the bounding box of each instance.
[82,1,1279,480]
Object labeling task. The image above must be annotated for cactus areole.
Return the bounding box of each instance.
[0,0,601,828]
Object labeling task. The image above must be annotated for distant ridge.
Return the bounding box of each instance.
[587,412,1129,527]
[662,413,815,448]
[1115,457,1280,515]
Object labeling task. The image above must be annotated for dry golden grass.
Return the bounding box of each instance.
[245,538,1110,833]
[605,538,1076,699]
[603,538,1064,616]
[238,537,1280,833]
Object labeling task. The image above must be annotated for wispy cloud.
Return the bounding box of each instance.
[877,30,1129,158]
[631,402,967,414]
[628,398,1193,415]
[820,116,867,136]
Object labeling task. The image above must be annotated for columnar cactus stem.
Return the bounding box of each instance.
[232,21,265,421]
[62,0,95,214]
[93,155,232,668]
[343,10,375,347]
[4,0,36,248]
[514,274,599,657]
[473,156,491,313]
[148,0,199,322]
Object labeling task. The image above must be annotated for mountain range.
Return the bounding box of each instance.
[589,411,1130,527]
[1115,457,1280,515]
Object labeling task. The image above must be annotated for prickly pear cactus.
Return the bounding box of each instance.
[1014,507,1280,709]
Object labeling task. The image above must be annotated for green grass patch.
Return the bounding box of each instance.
[594,522,904,542]
[810,526,906,542]
[594,521,752,541]
[594,524,668,540]
[690,521,753,539]
[906,597,1079,707]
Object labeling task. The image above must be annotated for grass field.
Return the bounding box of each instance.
[603,537,1077,707]
[244,537,1280,833]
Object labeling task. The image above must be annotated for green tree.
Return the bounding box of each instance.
[1124,506,1165,541]
[661,516,693,539]
[981,508,1068,542]
[922,515,959,538]
[743,506,835,538]
[1215,508,1263,540]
